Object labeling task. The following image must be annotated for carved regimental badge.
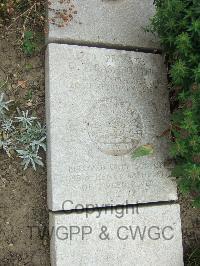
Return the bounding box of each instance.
[87,98,143,156]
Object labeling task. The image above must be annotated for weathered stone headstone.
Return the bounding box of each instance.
[47,0,159,50]
[46,43,177,211]
[49,204,183,266]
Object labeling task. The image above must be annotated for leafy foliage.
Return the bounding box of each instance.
[148,0,200,206]
[0,93,46,170]
[22,31,38,56]
[0,93,12,118]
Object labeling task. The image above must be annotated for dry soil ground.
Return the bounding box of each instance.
[0,29,50,266]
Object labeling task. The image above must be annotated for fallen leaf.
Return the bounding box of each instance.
[26,101,33,107]
[17,80,27,89]
[7,7,14,15]
[132,144,154,159]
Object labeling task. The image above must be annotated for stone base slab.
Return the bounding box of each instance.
[47,0,159,50]
[49,204,183,266]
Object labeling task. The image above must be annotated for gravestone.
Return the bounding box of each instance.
[47,0,159,50]
[49,204,183,266]
[46,43,177,211]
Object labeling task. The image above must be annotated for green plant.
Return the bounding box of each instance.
[148,0,200,207]
[0,1,45,56]
[22,31,38,56]
[0,93,46,170]
[0,93,12,118]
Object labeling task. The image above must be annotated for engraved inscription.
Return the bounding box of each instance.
[68,163,130,173]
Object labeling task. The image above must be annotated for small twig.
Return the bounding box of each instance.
[7,2,37,30]
[22,3,37,38]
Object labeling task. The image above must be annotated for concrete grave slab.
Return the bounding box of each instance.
[46,43,177,211]
[47,0,159,50]
[49,204,183,266]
